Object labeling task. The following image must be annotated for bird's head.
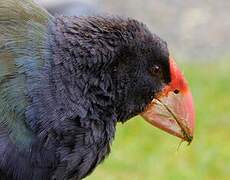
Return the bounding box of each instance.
[110,20,195,143]
[54,16,195,143]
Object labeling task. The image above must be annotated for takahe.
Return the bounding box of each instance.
[0,0,195,179]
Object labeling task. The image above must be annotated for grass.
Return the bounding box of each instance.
[86,59,230,180]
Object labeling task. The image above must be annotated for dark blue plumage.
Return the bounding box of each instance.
[0,0,171,179]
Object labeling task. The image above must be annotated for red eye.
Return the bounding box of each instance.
[151,65,160,75]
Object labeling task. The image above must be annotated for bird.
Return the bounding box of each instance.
[0,0,195,179]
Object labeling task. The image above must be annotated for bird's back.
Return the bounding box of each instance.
[0,0,56,179]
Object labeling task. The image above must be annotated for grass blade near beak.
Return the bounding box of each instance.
[155,98,193,144]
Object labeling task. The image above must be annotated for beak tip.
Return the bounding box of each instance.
[184,133,193,144]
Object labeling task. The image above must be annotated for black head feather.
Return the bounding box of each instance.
[51,16,171,122]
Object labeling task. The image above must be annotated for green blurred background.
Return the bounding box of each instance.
[36,0,230,179]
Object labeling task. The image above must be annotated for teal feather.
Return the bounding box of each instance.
[0,0,53,149]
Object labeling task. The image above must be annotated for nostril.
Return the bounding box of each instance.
[174,89,180,94]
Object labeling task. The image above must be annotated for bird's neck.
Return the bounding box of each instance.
[24,17,120,179]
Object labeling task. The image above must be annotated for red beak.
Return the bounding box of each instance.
[141,57,195,143]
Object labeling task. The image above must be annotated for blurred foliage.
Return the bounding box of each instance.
[86,59,230,180]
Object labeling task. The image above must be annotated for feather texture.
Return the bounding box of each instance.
[0,0,56,179]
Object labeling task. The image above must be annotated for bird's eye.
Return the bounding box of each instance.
[150,65,161,75]
[174,89,180,94]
